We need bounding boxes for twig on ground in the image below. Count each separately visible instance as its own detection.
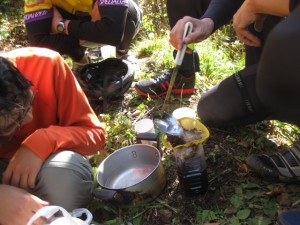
[218,145,243,163]
[292,198,300,207]
[133,208,151,219]
[156,198,178,213]
[208,168,232,184]
[132,106,156,124]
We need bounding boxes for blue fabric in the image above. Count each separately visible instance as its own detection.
[277,211,300,225]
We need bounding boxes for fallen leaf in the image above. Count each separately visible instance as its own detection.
[265,184,287,197]
[224,206,238,214]
[238,163,249,173]
[238,140,249,148]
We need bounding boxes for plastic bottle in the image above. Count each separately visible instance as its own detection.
[173,144,208,196]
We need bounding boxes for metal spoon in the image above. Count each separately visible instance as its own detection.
[152,111,184,136]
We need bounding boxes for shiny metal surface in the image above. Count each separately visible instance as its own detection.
[105,165,156,189]
[97,144,161,189]
[153,111,184,136]
[96,144,166,207]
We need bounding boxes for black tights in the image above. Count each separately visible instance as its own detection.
[167,0,210,28]
[257,6,300,127]
[167,0,210,73]
[198,6,300,128]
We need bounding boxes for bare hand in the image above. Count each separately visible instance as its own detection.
[51,7,63,33]
[2,146,43,190]
[0,184,49,225]
[233,1,264,47]
[169,16,214,51]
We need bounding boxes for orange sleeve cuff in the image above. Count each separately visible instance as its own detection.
[22,129,53,161]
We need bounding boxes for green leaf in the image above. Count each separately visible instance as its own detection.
[248,216,272,225]
[228,216,241,225]
[241,183,261,189]
[245,189,264,200]
[263,200,279,218]
[196,210,217,224]
[103,218,123,225]
[236,209,251,220]
[230,195,244,209]
[235,186,243,195]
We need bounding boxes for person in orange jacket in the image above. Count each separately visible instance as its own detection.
[0,47,106,224]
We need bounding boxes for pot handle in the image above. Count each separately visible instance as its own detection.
[93,188,124,203]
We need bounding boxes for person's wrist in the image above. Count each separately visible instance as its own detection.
[245,0,258,12]
[202,18,214,32]
[64,20,70,35]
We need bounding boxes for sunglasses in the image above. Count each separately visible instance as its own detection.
[0,90,38,140]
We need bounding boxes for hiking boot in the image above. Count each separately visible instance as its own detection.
[246,143,300,183]
[135,69,195,98]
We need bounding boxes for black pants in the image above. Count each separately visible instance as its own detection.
[116,0,142,53]
[198,6,300,128]
[58,0,141,60]
[167,0,210,28]
[167,0,210,73]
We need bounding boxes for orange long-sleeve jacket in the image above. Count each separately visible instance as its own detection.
[0,47,106,161]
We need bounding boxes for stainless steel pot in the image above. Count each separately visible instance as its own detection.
[93,144,166,208]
